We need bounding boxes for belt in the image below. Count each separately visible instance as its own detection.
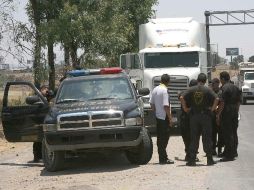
[190,109,211,114]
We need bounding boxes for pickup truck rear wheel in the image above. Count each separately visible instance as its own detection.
[125,127,153,165]
[42,139,65,172]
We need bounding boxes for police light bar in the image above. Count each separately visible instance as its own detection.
[100,67,123,74]
[66,67,122,77]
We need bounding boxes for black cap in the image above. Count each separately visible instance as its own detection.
[189,79,198,87]
[211,78,220,84]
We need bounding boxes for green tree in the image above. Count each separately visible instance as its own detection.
[122,0,158,52]
[28,0,44,87]
[248,55,254,62]
[40,0,63,90]
[55,0,158,67]
[17,0,157,88]
[231,55,244,69]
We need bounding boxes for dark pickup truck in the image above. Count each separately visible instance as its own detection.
[1,67,153,171]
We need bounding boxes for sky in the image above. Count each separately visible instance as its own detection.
[4,0,254,68]
[155,0,254,61]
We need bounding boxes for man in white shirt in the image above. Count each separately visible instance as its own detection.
[150,74,174,164]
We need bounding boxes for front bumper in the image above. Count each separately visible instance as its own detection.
[44,126,142,151]
[242,91,254,99]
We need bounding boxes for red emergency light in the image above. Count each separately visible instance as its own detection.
[100,67,123,74]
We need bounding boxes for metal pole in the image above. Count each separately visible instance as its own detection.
[205,11,211,81]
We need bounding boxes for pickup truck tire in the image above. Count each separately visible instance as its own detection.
[42,139,65,172]
[125,127,153,165]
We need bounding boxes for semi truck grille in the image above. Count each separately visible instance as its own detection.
[153,75,189,107]
[57,111,123,130]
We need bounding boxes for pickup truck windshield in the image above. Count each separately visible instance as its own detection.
[245,73,254,80]
[57,77,133,103]
[144,52,199,68]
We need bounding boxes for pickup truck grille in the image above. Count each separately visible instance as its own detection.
[57,111,123,130]
[153,75,189,107]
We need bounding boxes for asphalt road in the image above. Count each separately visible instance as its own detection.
[0,103,253,190]
[205,102,254,190]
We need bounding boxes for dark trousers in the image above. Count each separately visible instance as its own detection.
[211,112,218,151]
[189,113,213,160]
[217,121,224,151]
[221,107,238,158]
[33,142,42,159]
[180,111,191,155]
[156,117,170,162]
[233,123,239,154]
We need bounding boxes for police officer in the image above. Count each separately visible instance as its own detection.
[217,71,241,162]
[150,74,174,164]
[179,79,198,161]
[210,78,221,155]
[181,73,219,166]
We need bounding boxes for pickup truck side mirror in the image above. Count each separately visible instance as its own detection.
[26,96,42,105]
[138,88,150,96]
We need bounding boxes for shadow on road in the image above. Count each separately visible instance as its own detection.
[0,162,43,167]
[40,151,139,176]
[243,103,254,105]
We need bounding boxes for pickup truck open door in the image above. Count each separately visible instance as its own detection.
[1,82,49,142]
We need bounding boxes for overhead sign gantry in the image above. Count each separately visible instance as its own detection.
[204,9,254,79]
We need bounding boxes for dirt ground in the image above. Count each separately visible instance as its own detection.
[0,130,221,190]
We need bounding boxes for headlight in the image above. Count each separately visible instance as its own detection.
[43,124,57,132]
[242,88,249,92]
[125,117,143,126]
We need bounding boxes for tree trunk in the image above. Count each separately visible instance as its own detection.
[64,44,70,72]
[70,42,79,69]
[30,0,42,88]
[48,41,55,91]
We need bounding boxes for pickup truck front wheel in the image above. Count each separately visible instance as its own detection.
[125,127,153,165]
[42,139,65,172]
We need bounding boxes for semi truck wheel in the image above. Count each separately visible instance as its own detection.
[241,97,247,105]
[125,127,153,165]
[42,139,65,172]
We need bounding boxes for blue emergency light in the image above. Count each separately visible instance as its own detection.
[66,70,90,77]
[66,67,123,77]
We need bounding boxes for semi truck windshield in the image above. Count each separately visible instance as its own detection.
[144,52,199,68]
[245,72,254,80]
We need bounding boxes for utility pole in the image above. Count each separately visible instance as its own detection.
[205,11,211,81]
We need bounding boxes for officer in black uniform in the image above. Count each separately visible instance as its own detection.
[217,71,241,162]
[210,78,220,155]
[181,73,219,166]
[179,79,198,161]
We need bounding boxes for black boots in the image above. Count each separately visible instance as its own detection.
[207,156,216,166]
[186,160,196,166]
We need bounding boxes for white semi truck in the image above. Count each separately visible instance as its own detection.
[237,63,254,104]
[120,17,209,129]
